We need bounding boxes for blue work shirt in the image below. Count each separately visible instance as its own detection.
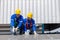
[23,18,36,31]
[10,14,23,28]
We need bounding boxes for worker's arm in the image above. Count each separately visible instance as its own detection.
[32,19,37,34]
[10,14,15,27]
[32,19,36,31]
[17,16,24,28]
[33,24,36,31]
[23,19,27,31]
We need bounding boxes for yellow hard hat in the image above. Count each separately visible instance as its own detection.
[15,9,21,14]
[27,12,33,18]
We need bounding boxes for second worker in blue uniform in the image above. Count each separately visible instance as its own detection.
[23,12,37,35]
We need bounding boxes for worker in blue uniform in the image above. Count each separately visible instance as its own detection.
[23,12,37,35]
[10,9,24,35]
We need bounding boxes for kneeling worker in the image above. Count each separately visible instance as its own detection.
[10,9,24,35]
[23,12,37,35]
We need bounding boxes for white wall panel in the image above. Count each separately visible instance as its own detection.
[7,0,11,24]
[37,0,41,23]
[22,0,26,18]
[56,0,60,23]
[48,0,50,23]
[0,0,60,24]
[0,0,4,24]
[41,0,45,23]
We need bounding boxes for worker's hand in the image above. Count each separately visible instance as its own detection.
[25,31,29,35]
[15,27,18,32]
[34,31,38,38]
[34,31,37,35]
[27,30,30,32]
[25,30,30,35]
[25,32,27,35]
[12,27,15,33]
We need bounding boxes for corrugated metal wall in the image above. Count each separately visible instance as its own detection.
[0,0,60,24]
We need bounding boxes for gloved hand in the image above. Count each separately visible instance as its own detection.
[12,27,15,33]
[25,32,28,35]
[15,27,18,32]
[34,31,37,35]
[25,30,30,35]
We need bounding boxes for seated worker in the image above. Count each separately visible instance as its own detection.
[10,9,24,35]
[23,12,37,35]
